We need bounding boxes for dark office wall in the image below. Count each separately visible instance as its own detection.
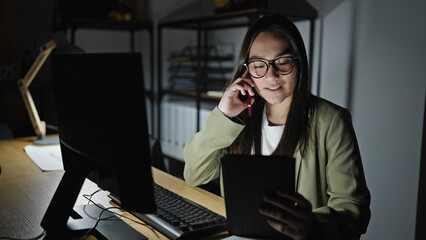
[0,0,57,137]
[0,0,26,137]
[351,0,426,239]
[0,0,21,65]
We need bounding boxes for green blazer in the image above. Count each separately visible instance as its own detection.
[183,97,371,239]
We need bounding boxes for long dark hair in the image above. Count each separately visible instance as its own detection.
[227,14,316,157]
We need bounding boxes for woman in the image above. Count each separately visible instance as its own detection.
[183,14,370,240]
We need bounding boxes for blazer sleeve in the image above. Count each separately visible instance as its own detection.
[313,108,371,239]
[183,107,245,187]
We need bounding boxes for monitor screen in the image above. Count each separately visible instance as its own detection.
[41,52,156,238]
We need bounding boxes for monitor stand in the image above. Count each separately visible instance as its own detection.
[46,204,148,240]
[33,136,59,145]
[41,162,148,240]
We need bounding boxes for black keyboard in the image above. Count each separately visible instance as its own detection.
[109,183,227,240]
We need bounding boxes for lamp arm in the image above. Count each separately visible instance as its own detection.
[17,40,57,139]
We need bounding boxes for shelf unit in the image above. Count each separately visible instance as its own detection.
[157,1,318,160]
[167,45,234,93]
[66,19,155,134]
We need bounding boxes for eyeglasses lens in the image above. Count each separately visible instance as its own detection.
[250,62,267,78]
[275,57,293,73]
[248,57,294,78]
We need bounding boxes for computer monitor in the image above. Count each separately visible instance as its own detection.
[41,53,156,239]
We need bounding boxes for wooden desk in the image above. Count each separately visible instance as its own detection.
[0,136,227,239]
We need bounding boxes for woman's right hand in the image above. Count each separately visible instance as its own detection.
[218,71,256,118]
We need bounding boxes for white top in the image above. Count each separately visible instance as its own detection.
[251,106,285,155]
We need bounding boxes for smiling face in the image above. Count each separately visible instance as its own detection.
[249,31,297,106]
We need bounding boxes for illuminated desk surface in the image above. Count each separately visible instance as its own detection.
[0,136,227,239]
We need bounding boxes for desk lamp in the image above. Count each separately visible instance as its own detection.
[17,39,59,145]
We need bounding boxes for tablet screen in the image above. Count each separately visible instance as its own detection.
[221,154,295,239]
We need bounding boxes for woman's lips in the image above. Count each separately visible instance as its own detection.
[266,85,283,92]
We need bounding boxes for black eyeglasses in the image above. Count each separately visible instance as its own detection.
[244,56,298,78]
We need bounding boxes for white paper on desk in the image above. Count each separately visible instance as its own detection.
[24,144,63,171]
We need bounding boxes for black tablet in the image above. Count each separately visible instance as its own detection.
[221,154,295,239]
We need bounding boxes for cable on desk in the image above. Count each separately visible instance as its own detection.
[78,206,119,239]
[81,189,116,222]
[0,230,46,240]
[0,190,162,240]
[80,189,162,240]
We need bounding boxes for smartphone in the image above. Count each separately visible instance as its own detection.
[238,90,252,117]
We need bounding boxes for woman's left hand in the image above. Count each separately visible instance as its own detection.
[259,190,314,240]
